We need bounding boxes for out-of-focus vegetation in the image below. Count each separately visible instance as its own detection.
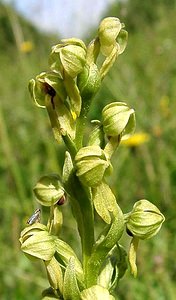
[0,0,175,299]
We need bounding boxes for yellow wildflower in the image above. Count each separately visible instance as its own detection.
[121,132,150,147]
[20,41,34,53]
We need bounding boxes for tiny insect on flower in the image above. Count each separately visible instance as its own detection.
[27,208,41,225]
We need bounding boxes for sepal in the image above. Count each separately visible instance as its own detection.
[49,38,86,78]
[75,146,112,187]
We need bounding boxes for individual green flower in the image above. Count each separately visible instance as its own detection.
[125,199,165,240]
[33,174,65,207]
[98,18,127,79]
[29,71,76,140]
[19,223,56,260]
[75,145,112,187]
[98,17,122,56]
[49,38,87,78]
[102,102,136,140]
[28,71,66,108]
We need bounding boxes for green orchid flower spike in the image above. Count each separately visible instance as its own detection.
[20,16,165,299]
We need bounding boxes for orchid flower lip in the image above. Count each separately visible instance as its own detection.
[43,83,56,97]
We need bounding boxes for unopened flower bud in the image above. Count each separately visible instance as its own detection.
[49,38,87,78]
[77,63,101,100]
[102,102,136,140]
[126,199,165,240]
[75,146,112,187]
[98,17,122,56]
[33,174,65,207]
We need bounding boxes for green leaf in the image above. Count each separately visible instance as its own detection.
[63,257,81,300]
[80,285,115,300]
[62,151,74,187]
[92,182,117,224]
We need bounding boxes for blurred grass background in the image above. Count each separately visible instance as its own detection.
[0,0,176,299]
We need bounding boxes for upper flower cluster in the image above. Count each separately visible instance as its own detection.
[28,17,128,143]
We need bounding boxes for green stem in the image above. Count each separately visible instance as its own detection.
[86,204,124,286]
[61,133,77,159]
[79,192,94,273]
[74,96,92,150]
[66,174,95,274]
[74,109,87,149]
